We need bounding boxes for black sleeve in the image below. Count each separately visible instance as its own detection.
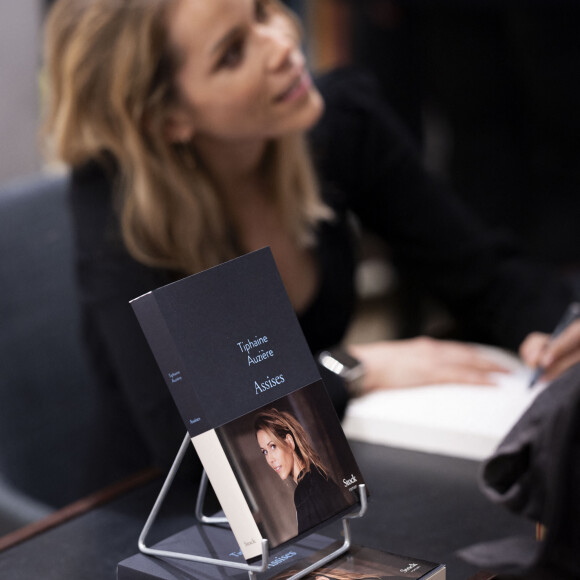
[312,67,577,350]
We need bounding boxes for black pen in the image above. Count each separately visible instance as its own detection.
[528,301,580,388]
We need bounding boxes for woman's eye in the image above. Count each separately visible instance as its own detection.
[255,0,270,23]
[218,38,244,69]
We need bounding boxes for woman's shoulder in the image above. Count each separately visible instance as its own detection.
[69,155,118,206]
[314,66,384,107]
[310,66,418,213]
[68,157,122,253]
[312,65,417,154]
[298,466,336,489]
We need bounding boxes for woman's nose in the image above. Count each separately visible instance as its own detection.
[259,25,293,72]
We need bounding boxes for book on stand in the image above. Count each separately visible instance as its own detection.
[130,248,366,561]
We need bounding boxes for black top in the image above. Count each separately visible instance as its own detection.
[293,466,346,535]
[68,67,577,470]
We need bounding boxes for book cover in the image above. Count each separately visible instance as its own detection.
[130,248,366,560]
[269,543,446,580]
[117,526,337,580]
[117,527,445,580]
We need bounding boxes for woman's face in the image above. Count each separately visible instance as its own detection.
[165,0,324,145]
[257,427,296,481]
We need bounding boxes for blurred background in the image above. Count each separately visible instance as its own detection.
[1,0,580,543]
[0,2,44,183]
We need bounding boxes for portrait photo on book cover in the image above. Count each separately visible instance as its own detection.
[269,544,441,580]
[216,380,366,548]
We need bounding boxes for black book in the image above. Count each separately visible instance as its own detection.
[117,526,445,580]
[117,527,336,580]
[269,542,446,580]
[130,248,366,560]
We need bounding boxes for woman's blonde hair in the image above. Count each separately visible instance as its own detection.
[43,0,331,275]
[254,408,330,482]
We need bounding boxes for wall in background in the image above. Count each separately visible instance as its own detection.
[0,2,42,184]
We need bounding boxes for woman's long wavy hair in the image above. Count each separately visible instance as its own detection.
[254,408,329,482]
[43,0,331,275]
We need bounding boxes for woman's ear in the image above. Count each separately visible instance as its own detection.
[164,106,195,143]
[285,433,295,450]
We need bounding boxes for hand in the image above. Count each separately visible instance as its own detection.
[519,319,580,383]
[348,337,509,394]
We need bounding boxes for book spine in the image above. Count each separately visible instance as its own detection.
[130,292,210,436]
[191,429,264,561]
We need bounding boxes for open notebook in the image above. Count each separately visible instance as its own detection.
[342,345,548,460]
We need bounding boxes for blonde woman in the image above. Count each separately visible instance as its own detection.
[44,0,580,471]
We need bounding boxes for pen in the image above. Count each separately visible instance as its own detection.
[528,301,580,388]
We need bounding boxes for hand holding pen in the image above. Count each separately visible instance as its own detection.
[521,302,580,388]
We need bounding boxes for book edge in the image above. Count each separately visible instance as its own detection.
[192,429,264,561]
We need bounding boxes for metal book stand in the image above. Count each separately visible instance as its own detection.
[139,432,368,580]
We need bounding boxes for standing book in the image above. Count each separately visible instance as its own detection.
[130,248,366,561]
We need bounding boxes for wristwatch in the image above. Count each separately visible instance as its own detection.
[318,348,365,397]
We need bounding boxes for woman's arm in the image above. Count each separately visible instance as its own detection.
[348,338,509,393]
[314,68,578,355]
[312,67,580,390]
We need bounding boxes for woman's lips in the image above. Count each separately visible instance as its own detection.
[274,69,312,103]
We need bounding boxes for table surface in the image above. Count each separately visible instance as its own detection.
[0,441,533,580]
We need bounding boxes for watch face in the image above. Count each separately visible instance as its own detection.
[318,348,361,376]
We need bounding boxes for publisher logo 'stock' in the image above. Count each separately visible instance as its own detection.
[267,551,298,569]
[343,474,357,487]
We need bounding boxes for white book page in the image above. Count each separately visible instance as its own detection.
[342,346,548,460]
[191,430,264,560]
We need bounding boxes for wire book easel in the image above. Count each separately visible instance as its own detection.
[138,432,368,580]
